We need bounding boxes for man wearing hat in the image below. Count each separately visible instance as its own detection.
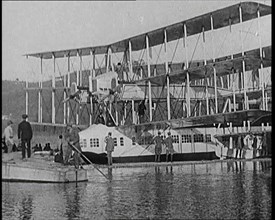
[18,114,33,160]
[2,120,14,153]
[104,132,115,166]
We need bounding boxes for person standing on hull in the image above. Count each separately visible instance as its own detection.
[243,133,254,158]
[2,120,14,153]
[153,131,164,162]
[261,131,267,157]
[104,132,115,166]
[252,134,258,158]
[64,123,83,169]
[235,135,244,159]
[18,114,33,160]
[63,124,73,165]
[165,132,174,162]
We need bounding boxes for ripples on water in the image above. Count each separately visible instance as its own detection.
[2,160,271,220]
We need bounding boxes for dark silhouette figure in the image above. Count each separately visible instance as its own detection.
[18,114,33,159]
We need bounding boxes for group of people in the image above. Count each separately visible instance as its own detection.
[102,130,175,166]
[54,124,83,169]
[32,143,53,152]
[2,114,33,160]
[2,114,84,169]
[234,132,268,159]
[153,131,174,162]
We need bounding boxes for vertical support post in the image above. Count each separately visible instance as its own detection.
[132,100,135,124]
[232,72,236,112]
[115,101,118,126]
[214,67,218,114]
[76,52,80,125]
[63,73,66,124]
[52,54,56,124]
[210,14,215,63]
[79,52,82,86]
[79,51,82,132]
[89,50,95,125]
[106,47,110,72]
[247,120,251,131]
[67,55,71,124]
[184,23,190,117]
[164,29,171,120]
[257,5,265,110]
[92,51,96,77]
[123,101,127,125]
[265,92,268,110]
[239,4,248,110]
[229,17,236,112]
[202,26,209,115]
[128,41,133,80]
[229,122,233,149]
[181,84,185,117]
[243,121,246,133]
[106,47,114,72]
[110,47,114,72]
[210,14,218,114]
[89,74,93,126]
[39,57,43,123]
[146,35,153,121]
[26,80,28,115]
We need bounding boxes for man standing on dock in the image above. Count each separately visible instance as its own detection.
[104,132,115,166]
[18,114,33,160]
[2,120,14,153]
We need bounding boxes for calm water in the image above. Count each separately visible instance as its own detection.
[2,160,272,220]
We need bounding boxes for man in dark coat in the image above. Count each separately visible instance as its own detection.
[104,132,115,166]
[138,100,146,124]
[18,114,33,160]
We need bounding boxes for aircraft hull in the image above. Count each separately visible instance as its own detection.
[82,151,218,165]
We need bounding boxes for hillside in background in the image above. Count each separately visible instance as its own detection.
[2,80,26,122]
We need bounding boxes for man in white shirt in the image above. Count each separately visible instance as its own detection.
[2,120,14,153]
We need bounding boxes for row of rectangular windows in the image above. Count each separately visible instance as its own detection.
[80,134,212,148]
[81,137,125,148]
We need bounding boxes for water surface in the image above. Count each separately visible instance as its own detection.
[2,159,271,220]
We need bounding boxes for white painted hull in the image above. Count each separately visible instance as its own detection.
[2,153,88,183]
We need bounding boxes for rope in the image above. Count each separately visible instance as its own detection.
[68,142,110,181]
[153,43,163,65]
[95,56,105,76]
[189,32,201,65]
[170,38,180,63]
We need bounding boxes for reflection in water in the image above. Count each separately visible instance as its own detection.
[64,185,81,220]
[107,167,113,181]
[153,166,174,219]
[2,160,271,219]
[19,195,33,220]
[106,167,114,217]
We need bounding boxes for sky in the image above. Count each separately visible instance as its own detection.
[2,0,271,82]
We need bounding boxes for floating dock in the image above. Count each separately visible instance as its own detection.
[2,152,88,183]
